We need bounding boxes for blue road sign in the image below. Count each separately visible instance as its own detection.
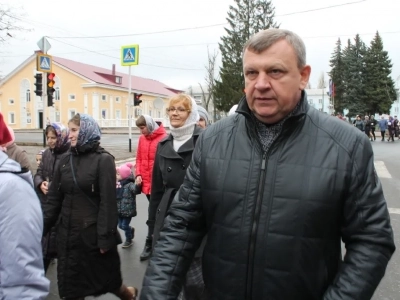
[37,54,52,72]
[121,45,139,66]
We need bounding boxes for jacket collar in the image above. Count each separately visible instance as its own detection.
[158,126,202,159]
[236,90,309,123]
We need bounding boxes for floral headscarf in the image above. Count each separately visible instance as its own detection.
[47,122,70,153]
[77,114,101,146]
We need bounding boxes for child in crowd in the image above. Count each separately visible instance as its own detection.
[116,162,141,248]
[36,149,45,167]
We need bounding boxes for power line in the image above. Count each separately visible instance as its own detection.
[48,23,227,39]
[1,29,399,59]
[277,0,367,17]
[49,37,204,71]
[44,1,368,39]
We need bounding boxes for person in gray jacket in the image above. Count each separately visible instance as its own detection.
[141,29,395,300]
[0,113,49,300]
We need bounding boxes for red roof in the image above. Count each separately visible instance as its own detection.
[53,56,182,97]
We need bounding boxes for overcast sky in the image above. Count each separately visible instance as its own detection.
[1,0,399,90]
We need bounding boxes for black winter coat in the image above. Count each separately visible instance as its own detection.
[141,93,395,300]
[43,142,122,299]
[149,126,202,247]
[34,148,66,259]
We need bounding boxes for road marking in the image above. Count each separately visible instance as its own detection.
[389,208,400,215]
[374,161,392,179]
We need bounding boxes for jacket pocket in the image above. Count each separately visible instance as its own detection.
[80,219,98,251]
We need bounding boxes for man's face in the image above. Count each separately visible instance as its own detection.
[197,118,207,129]
[243,39,311,124]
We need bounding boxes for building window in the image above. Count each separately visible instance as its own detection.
[115,76,122,84]
[101,109,107,119]
[309,99,313,104]
[27,113,32,124]
[101,94,107,102]
[319,99,322,104]
[8,112,15,124]
[115,96,121,103]
[319,108,323,111]
[55,111,60,122]
[69,109,76,120]
[115,110,121,119]
[55,87,60,101]
[68,94,76,101]
[158,111,161,118]
[8,99,15,105]
[148,110,152,117]
[26,90,31,102]
[135,108,142,117]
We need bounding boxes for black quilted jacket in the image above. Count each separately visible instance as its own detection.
[141,93,395,300]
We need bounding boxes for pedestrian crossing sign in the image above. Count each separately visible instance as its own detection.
[36,53,52,72]
[121,44,139,66]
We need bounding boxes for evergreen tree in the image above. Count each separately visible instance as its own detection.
[341,35,367,117]
[214,0,278,112]
[328,39,345,114]
[363,32,396,114]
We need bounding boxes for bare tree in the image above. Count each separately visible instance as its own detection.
[0,4,30,44]
[317,72,326,89]
[198,47,219,121]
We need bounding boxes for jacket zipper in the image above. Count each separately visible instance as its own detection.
[246,151,268,299]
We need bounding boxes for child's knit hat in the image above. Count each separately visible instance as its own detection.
[117,162,133,180]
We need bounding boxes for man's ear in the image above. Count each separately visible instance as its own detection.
[299,65,311,90]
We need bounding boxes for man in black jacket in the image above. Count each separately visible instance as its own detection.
[140,29,395,300]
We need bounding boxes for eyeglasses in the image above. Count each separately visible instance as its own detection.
[166,107,189,114]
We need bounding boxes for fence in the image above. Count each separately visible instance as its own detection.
[96,118,170,128]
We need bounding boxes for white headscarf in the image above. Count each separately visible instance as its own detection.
[142,115,159,133]
[228,104,238,116]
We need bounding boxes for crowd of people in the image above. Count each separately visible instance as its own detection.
[0,28,396,300]
[352,114,399,142]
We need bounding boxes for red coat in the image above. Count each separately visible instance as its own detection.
[135,124,167,195]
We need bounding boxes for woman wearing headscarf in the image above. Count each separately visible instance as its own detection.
[197,106,210,129]
[147,94,206,300]
[34,122,70,272]
[0,125,31,171]
[43,113,137,300]
[134,115,167,261]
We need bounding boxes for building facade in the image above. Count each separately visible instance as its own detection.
[0,53,181,129]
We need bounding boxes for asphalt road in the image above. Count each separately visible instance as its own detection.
[40,139,400,299]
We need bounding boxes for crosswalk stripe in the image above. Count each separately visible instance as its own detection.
[374,161,392,179]
[388,208,400,215]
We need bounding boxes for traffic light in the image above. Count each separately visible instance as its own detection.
[134,93,142,106]
[47,72,56,107]
[34,73,43,96]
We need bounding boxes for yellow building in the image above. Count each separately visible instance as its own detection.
[0,52,181,129]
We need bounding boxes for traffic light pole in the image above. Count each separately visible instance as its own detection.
[128,66,132,152]
[42,75,46,148]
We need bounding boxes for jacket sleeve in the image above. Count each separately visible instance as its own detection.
[34,155,45,191]
[148,143,164,228]
[141,134,206,300]
[135,137,143,177]
[324,134,395,300]
[97,153,119,249]
[43,157,64,236]
[0,176,50,299]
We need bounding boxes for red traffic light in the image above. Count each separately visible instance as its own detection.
[134,93,142,99]
[47,73,55,80]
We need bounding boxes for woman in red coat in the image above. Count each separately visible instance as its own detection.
[135,115,167,261]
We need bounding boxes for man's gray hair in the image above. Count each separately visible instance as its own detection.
[243,29,307,69]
